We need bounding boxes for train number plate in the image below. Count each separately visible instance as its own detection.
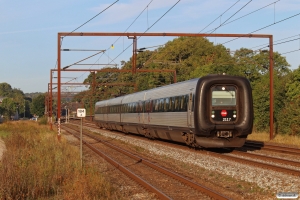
[222,118,232,121]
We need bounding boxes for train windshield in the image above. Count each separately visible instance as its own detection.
[211,86,236,106]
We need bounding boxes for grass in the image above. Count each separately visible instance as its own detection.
[0,121,122,199]
[247,131,300,148]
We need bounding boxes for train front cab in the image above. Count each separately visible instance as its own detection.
[194,75,253,148]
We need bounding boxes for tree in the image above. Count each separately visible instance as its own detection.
[0,98,16,119]
[285,66,300,101]
[30,94,45,117]
[277,66,300,135]
[0,83,13,97]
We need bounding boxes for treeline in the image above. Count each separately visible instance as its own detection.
[77,37,300,136]
[0,83,45,120]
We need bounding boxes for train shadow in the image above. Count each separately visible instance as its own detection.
[234,140,265,152]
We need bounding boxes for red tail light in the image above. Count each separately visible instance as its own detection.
[221,110,227,117]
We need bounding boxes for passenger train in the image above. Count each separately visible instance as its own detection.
[94,74,253,148]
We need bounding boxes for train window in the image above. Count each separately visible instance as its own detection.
[212,86,236,106]
[174,96,180,111]
[145,100,152,112]
[156,99,160,112]
[134,102,137,113]
[140,101,144,112]
[181,95,187,111]
[169,97,174,111]
[164,98,169,112]
[159,98,164,112]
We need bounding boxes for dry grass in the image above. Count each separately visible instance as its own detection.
[0,121,122,199]
[248,131,300,148]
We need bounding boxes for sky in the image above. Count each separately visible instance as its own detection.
[1,0,300,93]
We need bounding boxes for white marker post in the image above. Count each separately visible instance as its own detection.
[77,108,86,168]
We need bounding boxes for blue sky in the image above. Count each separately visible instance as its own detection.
[1,0,300,93]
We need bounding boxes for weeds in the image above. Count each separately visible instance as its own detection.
[0,121,121,199]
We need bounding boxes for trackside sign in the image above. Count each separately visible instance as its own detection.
[77,108,86,118]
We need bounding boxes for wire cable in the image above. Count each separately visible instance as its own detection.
[281,49,300,55]
[204,0,280,34]
[255,38,300,51]
[207,0,252,34]
[62,0,119,38]
[198,0,240,33]
[251,34,300,49]
[109,0,154,49]
[54,1,118,70]
[222,12,300,45]
[67,0,154,85]
[109,0,181,64]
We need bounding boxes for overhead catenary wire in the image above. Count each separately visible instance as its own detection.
[141,0,251,68]
[108,0,181,65]
[280,49,300,55]
[53,0,118,70]
[65,0,155,85]
[207,0,252,35]
[62,0,119,38]
[204,0,280,35]
[109,0,154,50]
[254,38,300,52]
[198,0,240,33]
[221,12,300,45]
[251,34,300,49]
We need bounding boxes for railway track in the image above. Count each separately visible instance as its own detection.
[243,140,300,156]
[68,120,300,177]
[62,124,231,200]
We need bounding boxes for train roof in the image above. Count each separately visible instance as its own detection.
[95,78,200,106]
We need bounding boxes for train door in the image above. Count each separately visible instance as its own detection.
[187,93,193,127]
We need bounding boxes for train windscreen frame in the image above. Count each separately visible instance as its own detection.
[211,85,236,106]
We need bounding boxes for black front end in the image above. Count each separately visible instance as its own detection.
[194,74,253,148]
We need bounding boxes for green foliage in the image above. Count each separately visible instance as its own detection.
[0,83,28,119]
[77,37,300,135]
[0,98,16,118]
[30,94,45,117]
[277,97,300,136]
[252,74,279,131]
[0,83,13,97]
[277,66,300,136]
[285,66,300,101]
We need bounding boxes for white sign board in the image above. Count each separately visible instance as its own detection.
[77,108,86,118]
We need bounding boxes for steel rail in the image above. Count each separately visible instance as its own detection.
[205,151,300,177]
[64,124,231,200]
[244,140,300,156]
[231,151,300,167]
[62,126,171,200]
[71,120,300,177]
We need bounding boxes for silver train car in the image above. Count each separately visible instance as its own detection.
[94,74,253,148]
